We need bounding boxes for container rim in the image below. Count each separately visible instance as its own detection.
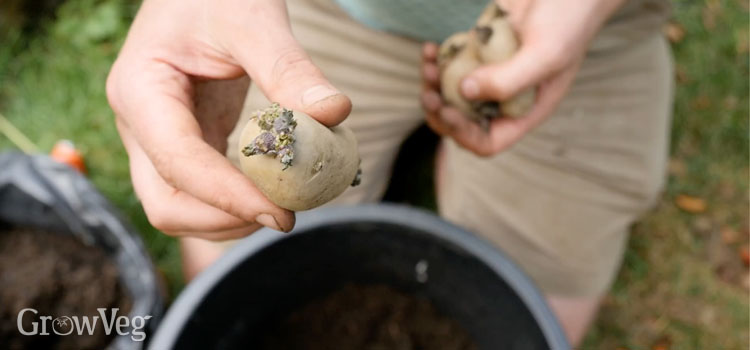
[149,204,570,350]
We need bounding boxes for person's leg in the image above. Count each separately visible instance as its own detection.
[547,295,602,346]
[436,29,673,346]
[181,0,425,281]
[436,141,605,347]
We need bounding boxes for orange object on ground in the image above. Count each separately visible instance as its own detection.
[50,140,86,174]
[740,244,750,267]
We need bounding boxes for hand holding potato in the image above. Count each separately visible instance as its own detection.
[437,4,536,130]
[238,103,360,211]
[106,0,351,239]
[422,0,626,157]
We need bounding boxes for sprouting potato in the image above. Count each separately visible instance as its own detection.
[238,103,361,211]
[438,32,482,119]
[441,56,482,119]
[438,32,476,69]
[475,1,507,27]
[438,3,535,125]
[475,18,517,63]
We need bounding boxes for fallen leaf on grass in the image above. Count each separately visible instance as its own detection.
[721,226,739,244]
[663,21,685,43]
[675,195,707,213]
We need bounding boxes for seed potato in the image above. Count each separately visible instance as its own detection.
[238,104,360,211]
[438,32,482,119]
[438,3,536,123]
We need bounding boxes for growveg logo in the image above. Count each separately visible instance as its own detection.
[17,308,152,341]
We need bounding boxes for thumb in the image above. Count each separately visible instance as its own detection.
[228,5,351,126]
[460,45,559,102]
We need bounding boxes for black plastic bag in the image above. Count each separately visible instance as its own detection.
[0,152,164,349]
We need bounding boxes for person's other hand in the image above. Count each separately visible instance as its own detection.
[421,0,625,157]
[107,0,352,240]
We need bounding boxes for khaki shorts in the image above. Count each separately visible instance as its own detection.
[226,0,673,297]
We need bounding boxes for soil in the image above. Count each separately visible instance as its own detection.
[0,227,132,350]
[262,284,477,350]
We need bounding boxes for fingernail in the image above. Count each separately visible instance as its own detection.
[255,213,282,232]
[461,78,480,99]
[302,85,340,106]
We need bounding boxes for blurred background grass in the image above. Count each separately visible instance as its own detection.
[0,0,747,348]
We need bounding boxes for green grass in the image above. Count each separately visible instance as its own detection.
[0,0,747,348]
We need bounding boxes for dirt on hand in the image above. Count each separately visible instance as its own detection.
[0,227,132,350]
[262,284,477,350]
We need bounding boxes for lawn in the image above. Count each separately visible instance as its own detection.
[1,0,747,348]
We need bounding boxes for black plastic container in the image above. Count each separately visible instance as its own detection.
[150,205,569,350]
[0,153,164,350]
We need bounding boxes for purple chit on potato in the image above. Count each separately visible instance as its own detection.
[242,103,297,170]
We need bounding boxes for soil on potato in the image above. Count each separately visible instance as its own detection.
[262,284,477,350]
[0,227,132,350]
